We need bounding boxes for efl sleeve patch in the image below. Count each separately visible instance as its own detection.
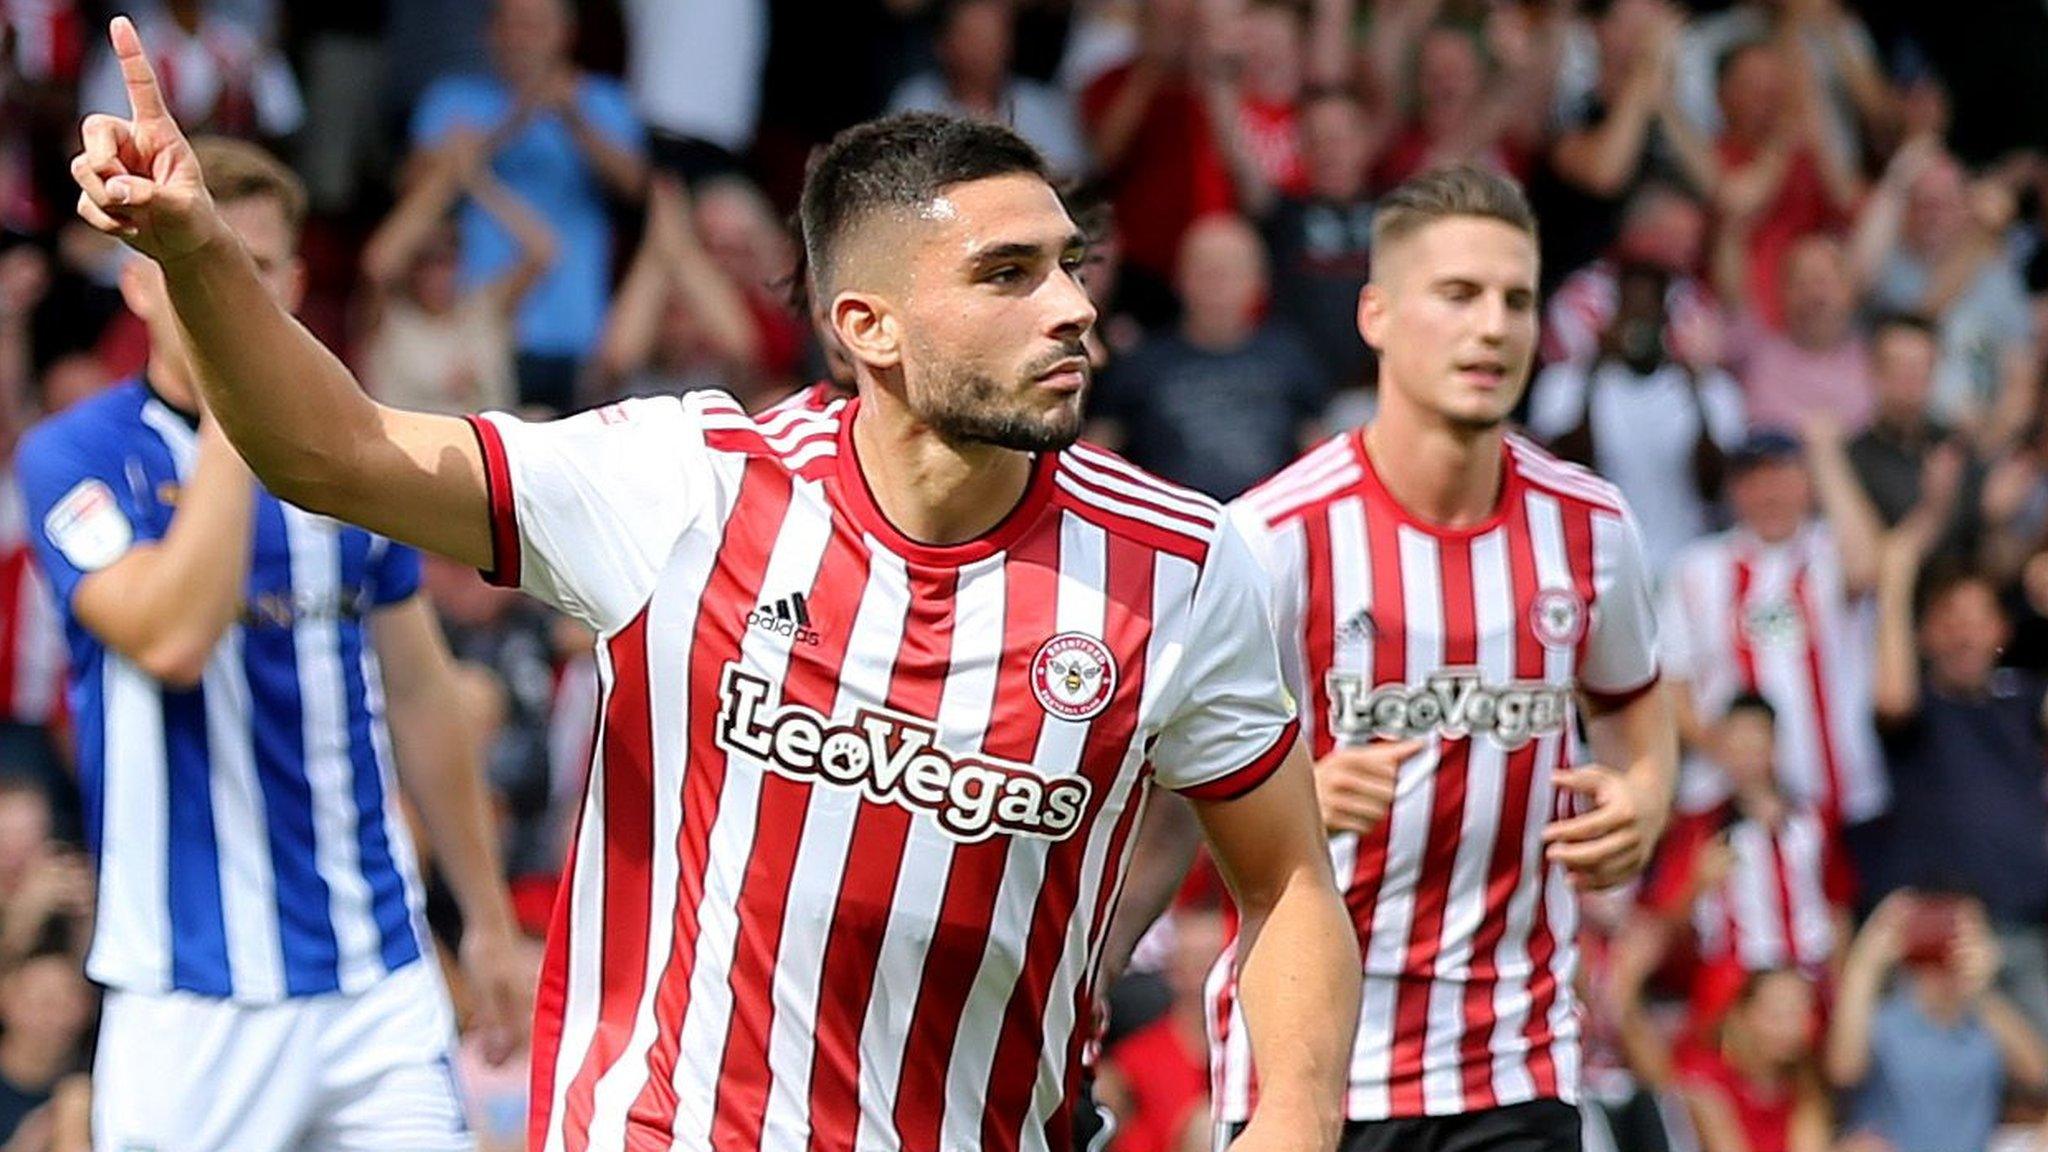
[43,478,134,573]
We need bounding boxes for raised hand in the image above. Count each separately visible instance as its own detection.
[70,17,220,263]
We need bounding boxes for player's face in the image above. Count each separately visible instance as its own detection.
[897,173,1096,452]
[1361,216,1538,433]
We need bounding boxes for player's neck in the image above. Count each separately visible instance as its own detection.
[850,397,1039,547]
[143,353,200,418]
[1362,407,1505,529]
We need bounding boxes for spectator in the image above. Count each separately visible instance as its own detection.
[1622,694,1849,1041]
[1826,892,2048,1152]
[1715,230,1875,435]
[1541,0,1718,279]
[1542,183,1720,370]
[1086,213,1327,499]
[1252,93,1381,392]
[1676,0,1896,166]
[1530,259,1744,576]
[1854,142,2036,450]
[0,947,93,1147]
[357,131,556,416]
[890,0,1090,178]
[1078,0,1238,317]
[411,0,648,411]
[1871,465,2048,1039]
[1201,0,1356,212]
[1659,424,1889,829]
[595,176,766,407]
[1674,969,1832,1152]
[1371,19,1551,191]
[622,0,768,181]
[0,782,86,972]
[77,0,301,142]
[1711,37,1859,334]
[1846,313,1986,562]
[691,175,810,391]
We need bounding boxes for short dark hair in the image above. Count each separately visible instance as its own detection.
[1723,692,1777,726]
[1915,559,2000,622]
[799,112,1050,299]
[1371,163,1537,257]
[1872,310,1940,343]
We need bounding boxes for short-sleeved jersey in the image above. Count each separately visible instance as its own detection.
[1659,523,1886,826]
[1215,430,1660,1122]
[13,380,429,1002]
[0,472,65,726]
[465,393,1297,1152]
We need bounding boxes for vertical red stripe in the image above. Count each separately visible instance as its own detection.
[1769,829,1803,970]
[981,534,1155,1151]
[707,522,874,1149]
[554,609,657,1149]
[888,525,1059,1150]
[1792,570,1847,830]
[527,676,611,1152]
[1051,769,1153,1139]
[1387,537,1477,1116]
[1302,512,1338,760]
[621,460,796,1139]
[0,548,27,717]
[804,562,961,1152]
[1458,515,1546,1110]
[1349,505,1406,954]
[1731,555,1759,693]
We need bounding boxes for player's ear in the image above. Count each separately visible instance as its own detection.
[1357,282,1388,352]
[832,292,903,372]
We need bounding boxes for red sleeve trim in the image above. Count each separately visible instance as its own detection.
[1583,671,1661,713]
[465,414,521,589]
[1176,727,1296,802]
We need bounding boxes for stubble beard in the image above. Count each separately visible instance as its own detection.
[914,362,1086,454]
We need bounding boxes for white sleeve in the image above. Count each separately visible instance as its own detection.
[1582,504,1661,704]
[1656,553,1701,685]
[1151,517,1300,799]
[1701,370,1748,448]
[469,395,714,633]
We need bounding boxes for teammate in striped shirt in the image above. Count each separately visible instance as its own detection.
[1222,165,1679,1151]
[25,134,527,1150]
[72,21,1361,1152]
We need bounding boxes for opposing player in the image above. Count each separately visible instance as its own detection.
[1221,166,1679,1150]
[71,18,1359,1152]
[21,135,530,1149]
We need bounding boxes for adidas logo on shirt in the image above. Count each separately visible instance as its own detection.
[747,591,821,646]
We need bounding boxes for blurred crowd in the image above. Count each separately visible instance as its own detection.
[3,0,2048,1149]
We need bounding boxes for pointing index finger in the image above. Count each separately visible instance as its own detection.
[109,16,170,124]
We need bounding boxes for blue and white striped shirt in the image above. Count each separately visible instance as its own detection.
[16,380,428,1002]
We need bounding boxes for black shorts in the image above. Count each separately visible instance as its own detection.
[1226,1099,1582,1152]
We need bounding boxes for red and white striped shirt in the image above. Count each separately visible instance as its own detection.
[466,392,1297,1152]
[1659,524,1886,826]
[1642,803,1845,979]
[1213,431,1660,1122]
[0,472,64,726]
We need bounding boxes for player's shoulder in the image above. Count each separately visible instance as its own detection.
[680,389,844,479]
[18,381,148,466]
[1051,440,1228,565]
[1230,431,1366,533]
[1505,432,1629,518]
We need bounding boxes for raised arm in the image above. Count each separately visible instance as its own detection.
[73,18,492,570]
[1803,414,1886,596]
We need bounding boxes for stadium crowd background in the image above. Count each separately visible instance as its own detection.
[5,0,2048,1149]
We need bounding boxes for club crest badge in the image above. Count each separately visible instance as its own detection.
[1531,587,1586,649]
[1030,632,1117,721]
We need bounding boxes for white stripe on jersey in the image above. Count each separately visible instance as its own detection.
[87,653,171,990]
[284,507,381,995]
[204,614,286,1002]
